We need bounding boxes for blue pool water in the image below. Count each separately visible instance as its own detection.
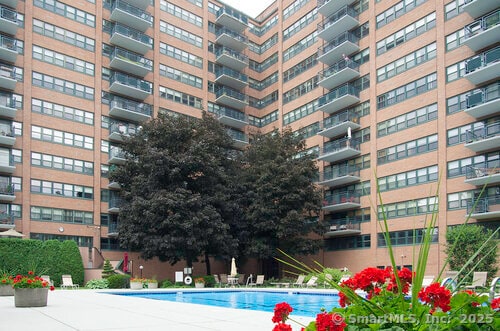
[111,290,340,317]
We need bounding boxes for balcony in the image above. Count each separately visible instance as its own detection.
[108,196,122,213]
[215,47,248,71]
[108,181,121,190]
[109,146,126,165]
[0,211,14,229]
[465,163,500,186]
[215,27,248,52]
[464,47,500,85]
[322,191,361,212]
[0,94,16,118]
[0,183,14,202]
[0,123,14,146]
[110,23,153,55]
[467,195,500,220]
[463,10,500,52]
[318,163,360,188]
[109,72,152,100]
[0,63,15,90]
[108,122,139,142]
[214,106,248,129]
[108,223,119,237]
[318,31,359,66]
[0,6,17,35]
[318,59,359,90]
[463,0,499,19]
[318,110,360,138]
[109,47,152,77]
[0,34,17,63]
[0,154,14,174]
[119,0,147,10]
[317,137,361,163]
[0,1,17,9]
[317,83,360,115]
[318,6,359,42]
[465,122,500,152]
[110,0,152,32]
[216,7,248,32]
[215,67,248,90]
[109,95,152,122]
[227,129,249,149]
[465,82,500,118]
[324,219,361,238]
[318,0,356,17]
[215,86,248,110]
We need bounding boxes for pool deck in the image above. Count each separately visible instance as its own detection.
[1,288,321,331]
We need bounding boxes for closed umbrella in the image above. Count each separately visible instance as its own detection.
[0,229,25,237]
[123,252,129,273]
[230,257,238,277]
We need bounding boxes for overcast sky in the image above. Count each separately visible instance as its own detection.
[221,0,275,18]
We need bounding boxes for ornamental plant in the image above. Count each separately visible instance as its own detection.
[12,271,55,291]
[194,277,205,284]
[0,273,13,285]
[273,181,500,330]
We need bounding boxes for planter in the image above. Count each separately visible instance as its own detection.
[14,288,48,307]
[147,282,158,289]
[195,282,205,288]
[130,282,143,290]
[0,285,14,296]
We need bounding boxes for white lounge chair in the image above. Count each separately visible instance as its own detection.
[422,275,435,288]
[465,272,487,290]
[292,275,306,287]
[248,275,264,287]
[305,276,318,288]
[61,274,79,289]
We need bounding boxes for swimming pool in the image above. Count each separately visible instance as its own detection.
[110,290,340,317]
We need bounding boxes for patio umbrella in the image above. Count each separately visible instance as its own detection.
[0,229,25,237]
[123,252,129,273]
[230,257,238,277]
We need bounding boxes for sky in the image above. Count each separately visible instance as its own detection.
[221,0,275,18]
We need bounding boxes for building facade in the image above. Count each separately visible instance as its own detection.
[0,0,498,276]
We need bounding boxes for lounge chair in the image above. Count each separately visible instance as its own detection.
[445,270,459,282]
[465,272,488,290]
[219,274,229,287]
[323,273,333,288]
[61,274,79,289]
[422,275,435,288]
[213,274,222,288]
[41,275,54,287]
[237,274,245,286]
[292,275,306,287]
[488,276,499,302]
[305,276,318,288]
[248,275,264,287]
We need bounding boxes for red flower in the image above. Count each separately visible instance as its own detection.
[272,302,293,323]
[491,297,500,310]
[49,285,55,291]
[418,283,451,313]
[28,271,34,275]
[315,312,346,331]
[272,323,292,331]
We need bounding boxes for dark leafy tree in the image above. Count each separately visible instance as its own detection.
[238,128,323,277]
[445,224,498,283]
[109,113,239,273]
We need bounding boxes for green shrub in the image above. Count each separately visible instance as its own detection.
[107,274,131,289]
[160,279,174,288]
[85,279,109,289]
[202,275,215,287]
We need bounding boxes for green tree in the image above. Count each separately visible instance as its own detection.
[102,259,115,278]
[109,113,238,274]
[238,128,323,277]
[445,224,498,282]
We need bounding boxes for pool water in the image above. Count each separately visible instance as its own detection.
[112,290,340,317]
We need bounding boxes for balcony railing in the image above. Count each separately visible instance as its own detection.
[464,10,500,39]
[0,211,14,225]
[318,83,360,108]
[467,195,500,214]
[111,47,152,70]
[323,191,360,207]
[109,146,126,159]
[214,106,247,122]
[216,27,248,44]
[216,86,248,103]
[112,0,152,22]
[319,59,359,82]
[318,31,359,57]
[109,196,123,210]
[110,71,152,93]
[322,110,359,130]
[111,23,153,48]
[0,183,14,195]
[110,122,139,137]
[217,7,248,25]
[215,67,248,83]
[466,47,500,74]
[465,163,500,180]
[215,47,248,64]
[1,6,17,23]
[110,95,152,117]
[321,137,360,155]
[318,5,358,32]
[108,223,119,235]
[0,34,16,51]
[326,220,361,232]
[320,163,360,182]
[466,122,500,143]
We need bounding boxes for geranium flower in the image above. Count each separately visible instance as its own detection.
[315,312,346,331]
[272,322,293,331]
[491,297,500,310]
[418,283,451,313]
[272,302,293,323]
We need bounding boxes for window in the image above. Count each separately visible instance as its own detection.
[32,19,95,52]
[32,72,94,100]
[159,64,202,89]
[283,76,318,104]
[378,104,437,136]
[377,0,428,28]
[34,0,95,27]
[31,125,93,150]
[283,31,317,62]
[160,43,203,68]
[160,1,202,27]
[31,206,93,224]
[377,43,436,82]
[159,86,202,109]
[378,134,438,164]
[283,9,317,41]
[160,21,202,48]
[31,152,93,175]
[32,98,93,125]
[378,165,438,191]
[377,73,436,109]
[31,179,93,199]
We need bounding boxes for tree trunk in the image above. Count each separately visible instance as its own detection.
[204,252,211,275]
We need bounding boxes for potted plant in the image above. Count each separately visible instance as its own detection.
[12,271,55,307]
[129,278,145,290]
[0,273,14,296]
[194,277,205,288]
[147,278,158,289]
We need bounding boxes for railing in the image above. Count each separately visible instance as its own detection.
[318,31,359,56]
[318,58,359,81]
[217,7,248,25]
[321,109,360,130]
[0,34,16,51]
[0,183,14,195]
[110,122,139,136]
[216,27,248,44]
[464,9,499,39]
[215,47,249,64]
[216,86,248,102]
[112,0,152,22]
[465,121,500,142]
[0,64,15,80]
[215,67,248,83]
[322,137,360,154]
[465,162,500,179]
[467,195,500,214]
[318,5,358,32]
[227,129,248,142]
[109,196,123,209]
[465,46,500,74]
[110,72,152,93]
[0,153,14,167]
[317,0,334,9]
[0,6,17,23]
[111,47,152,70]
[0,94,15,108]
[326,220,361,232]
[111,23,153,46]
[318,83,360,108]
[110,95,152,116]
[466,81,500,108]
[321,163,360,182]
[0,211,14,225]
[109,146,126,159]
[323,191,360,206]
[214,106,247,122]
[108,223,119,234]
